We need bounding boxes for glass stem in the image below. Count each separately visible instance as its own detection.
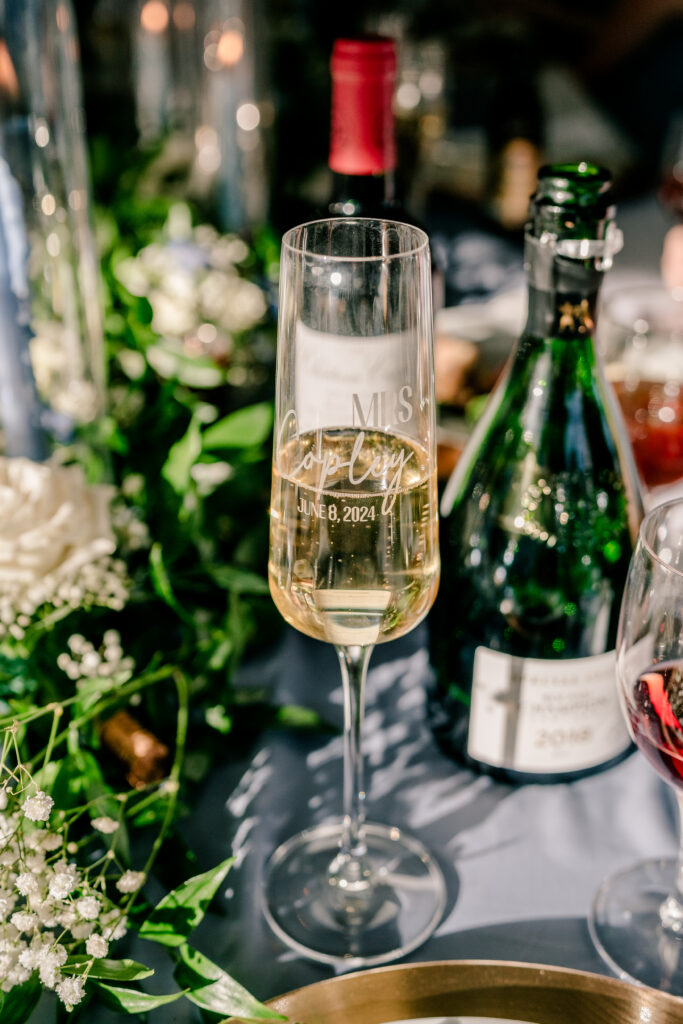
[332,643,373,880]
[660,791,683,935]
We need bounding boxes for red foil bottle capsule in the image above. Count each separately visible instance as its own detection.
[329,37,396,177]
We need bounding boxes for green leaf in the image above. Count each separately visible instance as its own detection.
[274,704,330,730]
[63,957,154,981]
[228,591,258,665]
[139,856,234,947]
[72,674,120,716]
[147,344,227,388]
[149,542,193,624]
[129,787,172,827]
[208,564,270,595]
[50,750,117,815]
[94,415,129,455]
[0,974,41,1024]
[173,944,285,1020]
[203,402,272,449]
[162,415,203,494]
[205,704,233,734]
[130,804,169,827]
[93,982,184,1013]
[32,757,62,794]
[208,637,233,672]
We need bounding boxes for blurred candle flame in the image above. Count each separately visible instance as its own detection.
[173,2,195,31]
[140,0,169,34]
[0,40,19,100]
[55,3,69,32]
[216,29,244,67]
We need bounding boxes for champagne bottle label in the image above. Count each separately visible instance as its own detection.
[467,646,631,773]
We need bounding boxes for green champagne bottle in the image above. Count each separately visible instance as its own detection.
[428,162,643,783]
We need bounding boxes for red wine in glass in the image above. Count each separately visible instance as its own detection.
[612,379,683,489]
[660,169,683,221]
[630,661,683,788]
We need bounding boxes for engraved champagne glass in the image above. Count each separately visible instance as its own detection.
[264,218,446,966]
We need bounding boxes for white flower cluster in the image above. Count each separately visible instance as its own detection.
[0,784,144,1010]
[56,631,136,686]
[0,457,130,638]
[114,204,267,378]
[110,498,151,553]
[116,870,146,894]
[29,320,101,426]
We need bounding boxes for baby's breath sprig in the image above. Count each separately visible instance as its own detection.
[0,644,189,1013]
[57,630,136,685]
[0,772,127,1009]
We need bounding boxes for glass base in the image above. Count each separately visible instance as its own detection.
[262,820,447,968]
[589,857,683,996]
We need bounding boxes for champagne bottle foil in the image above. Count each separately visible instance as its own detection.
[99,710,169,789]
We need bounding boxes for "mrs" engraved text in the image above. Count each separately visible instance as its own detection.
[352,385,414,429]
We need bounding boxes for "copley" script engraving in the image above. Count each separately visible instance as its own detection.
[279,410,413,514]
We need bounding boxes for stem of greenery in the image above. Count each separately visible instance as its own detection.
[22,666,177,772]
[42,704,64,772]
[126,669,189,910]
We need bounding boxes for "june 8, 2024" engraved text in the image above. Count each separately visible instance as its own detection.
[296,497,376,521]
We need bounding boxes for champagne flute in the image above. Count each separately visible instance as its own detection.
[589,498,683,995]
[264,218,446,966]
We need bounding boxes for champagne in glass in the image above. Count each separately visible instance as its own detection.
[269,429,439,645]
[264,218,446,966]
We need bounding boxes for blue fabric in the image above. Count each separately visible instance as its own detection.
[183,624,678,1001]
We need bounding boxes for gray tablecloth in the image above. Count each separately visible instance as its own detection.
[183,623,680,1002]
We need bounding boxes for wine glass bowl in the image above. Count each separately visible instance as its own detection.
[264,217,446,966]
[590,498,683,992]
[600,284,683,493]
[268,219,440,650]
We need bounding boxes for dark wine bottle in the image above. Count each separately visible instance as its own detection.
[428,162,644,784]
[326,38,444,310]
[485,49,543,233]
[327,37,400,219]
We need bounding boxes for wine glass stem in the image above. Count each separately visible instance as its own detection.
[660,791,683,934]
[336,643,373,865]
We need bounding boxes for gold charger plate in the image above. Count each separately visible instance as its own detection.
[261,960,683,1024]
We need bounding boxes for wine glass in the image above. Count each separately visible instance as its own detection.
[659,113,683,222]
[264,217,446,966]
[589,498,683,995]
[600,284,683,495]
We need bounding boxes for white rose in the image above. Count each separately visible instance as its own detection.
[0,457,114,603]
